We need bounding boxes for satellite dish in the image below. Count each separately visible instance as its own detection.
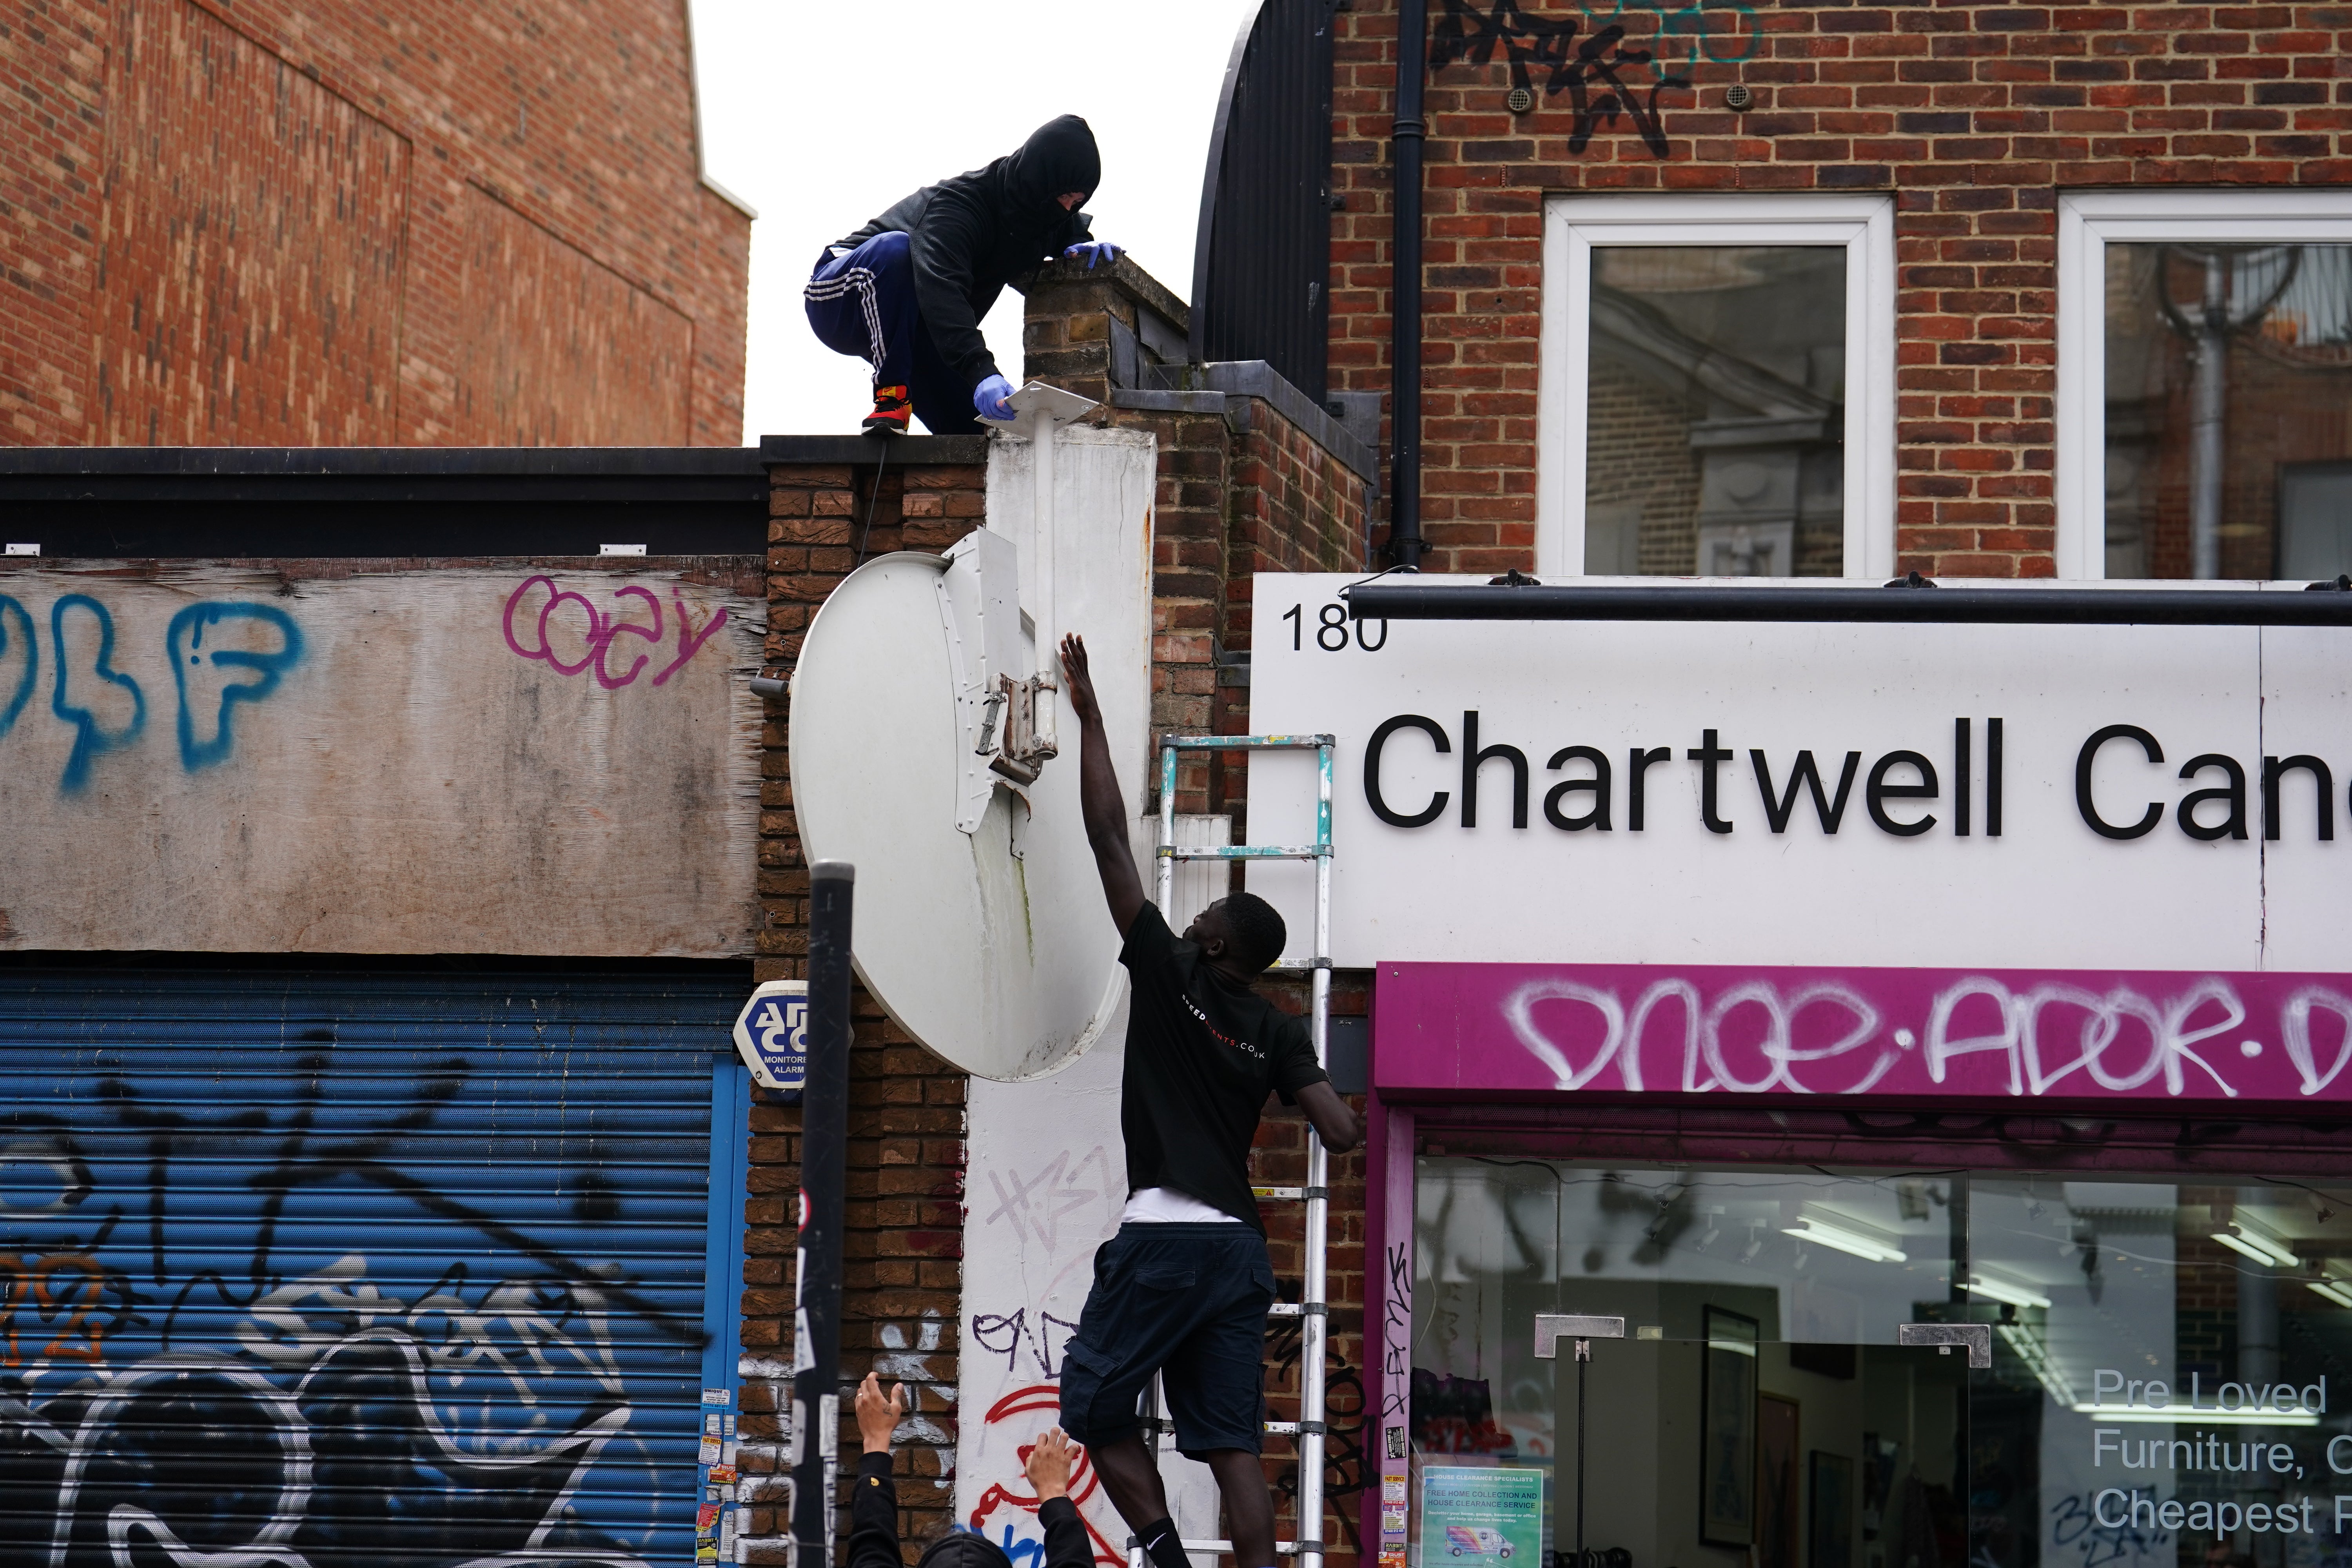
[790,387,1154,1082]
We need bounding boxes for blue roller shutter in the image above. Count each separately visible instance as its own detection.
[0,969,749,1568]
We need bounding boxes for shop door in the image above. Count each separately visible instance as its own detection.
[0,968,750,1568]
[1410,1161,2349,1568]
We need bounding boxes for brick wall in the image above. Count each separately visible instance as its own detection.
[742,445,991,1561]
[1,0,749,447]
[1328,0,2352,576]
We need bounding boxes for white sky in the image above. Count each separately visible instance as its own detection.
[687,0,1261,443]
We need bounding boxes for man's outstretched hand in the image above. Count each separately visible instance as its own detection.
[1059,634,1102,727]
[1062,632,1143,932]
[855,1370,906,1455]
[1025,1426,1078,1501]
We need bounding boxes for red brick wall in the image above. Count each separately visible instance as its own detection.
[741,454,989,1561]
[2,0,748,447]
[1329,0,2352,576]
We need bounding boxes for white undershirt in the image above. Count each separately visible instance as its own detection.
[1120,1186,1245,1225]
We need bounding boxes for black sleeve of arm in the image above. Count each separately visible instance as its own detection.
[907,197,1001,391]
[847,1452,903,1568]
[1272,1016,1331,1103]
[1040,1497,1093,1568]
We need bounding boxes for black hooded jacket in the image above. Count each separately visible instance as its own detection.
[832,115,1101,393]
[849,1451,1090,1568]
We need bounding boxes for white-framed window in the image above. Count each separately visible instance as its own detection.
[2057,190,2352,581]
[1537,193,1896,579]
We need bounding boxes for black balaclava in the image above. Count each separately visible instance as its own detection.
[916,1531,1018,1568]
[1003,114,1102,220]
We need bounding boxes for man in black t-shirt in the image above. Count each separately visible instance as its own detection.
[1052,633,1362,1568]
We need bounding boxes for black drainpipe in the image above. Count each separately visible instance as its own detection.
[1389,0,1429,569]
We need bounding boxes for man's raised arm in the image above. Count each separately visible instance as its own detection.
[1060,634,1145,934]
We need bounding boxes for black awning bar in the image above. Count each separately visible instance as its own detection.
[1344,577,2352,627]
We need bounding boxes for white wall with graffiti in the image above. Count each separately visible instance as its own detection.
[958,1021,1225,1568]
[0,563,765,956]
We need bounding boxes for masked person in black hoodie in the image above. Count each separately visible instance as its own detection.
[807,115,1120,436]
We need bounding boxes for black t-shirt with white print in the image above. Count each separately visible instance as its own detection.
[1118,902,1330,1231]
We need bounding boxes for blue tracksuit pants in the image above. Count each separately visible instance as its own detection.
[803,231,980,435]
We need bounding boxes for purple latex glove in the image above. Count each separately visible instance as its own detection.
[973,373,1016,421]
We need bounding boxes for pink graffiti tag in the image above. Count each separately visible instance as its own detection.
[501,576,730,690]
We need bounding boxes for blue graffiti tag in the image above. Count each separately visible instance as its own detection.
[49,595,146,793]
[167,602,305,771]
[995,1523,1047,1568]
[0,594,35,737]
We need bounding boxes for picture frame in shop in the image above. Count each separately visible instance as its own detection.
[1699,1305,1760,1547]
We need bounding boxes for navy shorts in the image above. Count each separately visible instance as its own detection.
[1058,1223,1276,1459]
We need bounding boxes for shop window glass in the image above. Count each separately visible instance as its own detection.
[1584,248,1848,579]
[2104,244,2352,579]
[1409,1160,2351,1568]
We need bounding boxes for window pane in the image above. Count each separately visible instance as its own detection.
[1409,1160,2352,1568]
[2104,243,2352,579]
[1585,247,1847,577]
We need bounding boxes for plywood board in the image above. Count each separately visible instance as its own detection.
[0,561,765,956]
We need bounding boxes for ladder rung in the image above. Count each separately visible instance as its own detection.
[1265,958,1334,971]
[1157,844,1328,860]
[1160,734,1334,751]
[1251,1185,1328,1201]
[1169,1543,1309,1556]
[1265,1419,1328,1436]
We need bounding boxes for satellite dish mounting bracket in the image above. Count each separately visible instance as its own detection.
[976,380,1102,781]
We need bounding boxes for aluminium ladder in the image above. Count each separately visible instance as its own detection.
[1134,732,1338,1568]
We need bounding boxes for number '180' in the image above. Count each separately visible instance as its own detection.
[1283,602,1387,653]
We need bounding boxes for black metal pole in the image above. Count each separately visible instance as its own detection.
[1389,0,1428,570]
[1575,1344,1588,1565]
[791,861,855,1568]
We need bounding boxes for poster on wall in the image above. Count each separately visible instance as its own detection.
[1418,1463,1544,1567]
[1699,1306,1759,1546]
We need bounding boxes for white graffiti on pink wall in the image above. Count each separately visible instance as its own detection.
[1374,964,2352,1102]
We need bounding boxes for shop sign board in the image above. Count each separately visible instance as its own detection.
[1376,960,2352,1101]
[0,563,764,956]
[1245,575,2352,1101]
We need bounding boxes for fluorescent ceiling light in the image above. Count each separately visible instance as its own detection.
[1968,1274,2054,1311]
[1782,1218,1907,1263]
[2310,1280,2352,1309]
[2212,1224,2299,1269]
[2070,1405,2318,1427]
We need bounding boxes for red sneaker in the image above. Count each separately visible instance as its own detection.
[862,385,910,436]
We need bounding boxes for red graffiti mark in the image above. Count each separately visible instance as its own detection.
[970,1383,1125,1568]
[502,576,731,690]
